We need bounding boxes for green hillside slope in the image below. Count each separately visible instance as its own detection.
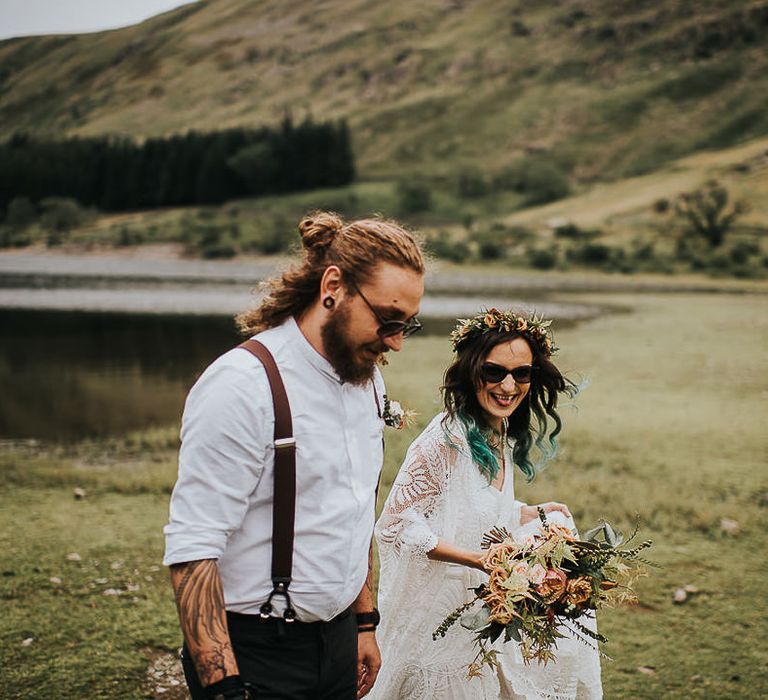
[1,0,767,183]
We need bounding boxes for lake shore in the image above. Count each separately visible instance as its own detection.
[1,245,765,318]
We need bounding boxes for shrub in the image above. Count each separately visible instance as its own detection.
[653,198,670,214]
[396,179,432,214]
[478,240,503,260]
[0,226,32,248]
[250,217,296,255]
[689,253,710,271]
[729,240,760,265]
[493,157,570,205]
[199,232,237,259]
[183,218,237,259]
[706,252,764,279]
[552,222,601,240]
[631,241,655,262]
[456,168,488,198]
[471,223,534,261]
[504,224,536,243]
[566,241,625,269]
[4,196,36,229]
[527,246,558,270]
[425,231,470,263]
[39,197,89,242]
[511,19,531,36]
[523,160,570,205]
[115,226,145,247]
[577,243,612,264]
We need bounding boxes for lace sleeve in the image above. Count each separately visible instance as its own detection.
[375,425,455,560]
[511,499,526,529]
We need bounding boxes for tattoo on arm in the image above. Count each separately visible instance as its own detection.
[171,560,238,686]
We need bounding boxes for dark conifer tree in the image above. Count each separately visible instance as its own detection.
[0,121,355,211]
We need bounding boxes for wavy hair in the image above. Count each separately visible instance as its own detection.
[236,211,425,335]
[441,326,577,482]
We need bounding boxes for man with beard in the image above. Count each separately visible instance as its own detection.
[163,211,425,700]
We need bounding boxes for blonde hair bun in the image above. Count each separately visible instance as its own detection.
[298,211,343,251]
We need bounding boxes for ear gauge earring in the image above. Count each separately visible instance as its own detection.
[323,296,335,309]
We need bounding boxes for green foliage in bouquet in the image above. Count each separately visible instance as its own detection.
[433,512,656,676]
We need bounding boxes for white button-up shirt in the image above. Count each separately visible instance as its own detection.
[163,316,385,622]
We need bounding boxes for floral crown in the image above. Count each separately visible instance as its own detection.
[450,308,558,356]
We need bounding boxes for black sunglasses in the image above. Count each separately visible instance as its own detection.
[480,363,535,384]
[349,279,423,339]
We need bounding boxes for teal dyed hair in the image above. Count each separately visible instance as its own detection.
[459,411,502,482]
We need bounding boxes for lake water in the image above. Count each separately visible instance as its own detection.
[0,300,601,443]
[0,309,241,443]
[0,309,471,442]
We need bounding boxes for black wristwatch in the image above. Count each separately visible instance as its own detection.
[356,608,381,632]
[204,676,255,700]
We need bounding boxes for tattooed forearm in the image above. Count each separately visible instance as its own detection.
[173,560,226,648]
[170,560,239,686]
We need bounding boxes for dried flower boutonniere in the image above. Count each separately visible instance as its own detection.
[382,396,418,430]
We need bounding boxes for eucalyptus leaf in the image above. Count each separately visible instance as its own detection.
[505,622,522,642]
[606,521,624,546]
[583,524,603,542]
[460,606,492,632]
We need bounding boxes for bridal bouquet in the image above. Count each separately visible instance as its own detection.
[433,511,654,673]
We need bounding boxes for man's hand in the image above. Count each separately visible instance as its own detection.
[357,630,381,698]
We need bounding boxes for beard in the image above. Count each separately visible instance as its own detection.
[321,301,384,385]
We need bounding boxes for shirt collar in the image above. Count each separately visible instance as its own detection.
[285,316,343,384]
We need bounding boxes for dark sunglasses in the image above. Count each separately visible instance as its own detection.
[480,363,535,384]
[349,279,423,339]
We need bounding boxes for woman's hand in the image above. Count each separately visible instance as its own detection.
[520,502,571,526]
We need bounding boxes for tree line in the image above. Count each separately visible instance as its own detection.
[0,118,355,212]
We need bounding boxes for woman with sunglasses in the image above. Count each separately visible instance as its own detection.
[370,309,602,700]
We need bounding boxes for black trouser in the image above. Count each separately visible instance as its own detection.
[181,608,357,700]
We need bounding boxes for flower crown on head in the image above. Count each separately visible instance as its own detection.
[450,308,558,356]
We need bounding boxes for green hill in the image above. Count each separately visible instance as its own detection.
[1,0,767,183]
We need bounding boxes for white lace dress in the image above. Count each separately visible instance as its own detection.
[371,413,602,700]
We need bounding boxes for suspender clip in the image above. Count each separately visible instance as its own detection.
[260,577,297,622]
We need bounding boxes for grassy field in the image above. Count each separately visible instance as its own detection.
[1,290,767,698]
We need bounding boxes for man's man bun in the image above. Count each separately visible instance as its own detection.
[298,211,343,252]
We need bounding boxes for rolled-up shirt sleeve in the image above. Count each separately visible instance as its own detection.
[163,360,271,566]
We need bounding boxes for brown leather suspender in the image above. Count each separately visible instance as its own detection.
[239,339,297,622]
[239,338,384,624]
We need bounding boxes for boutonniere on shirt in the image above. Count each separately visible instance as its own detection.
[382,396,418,430]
